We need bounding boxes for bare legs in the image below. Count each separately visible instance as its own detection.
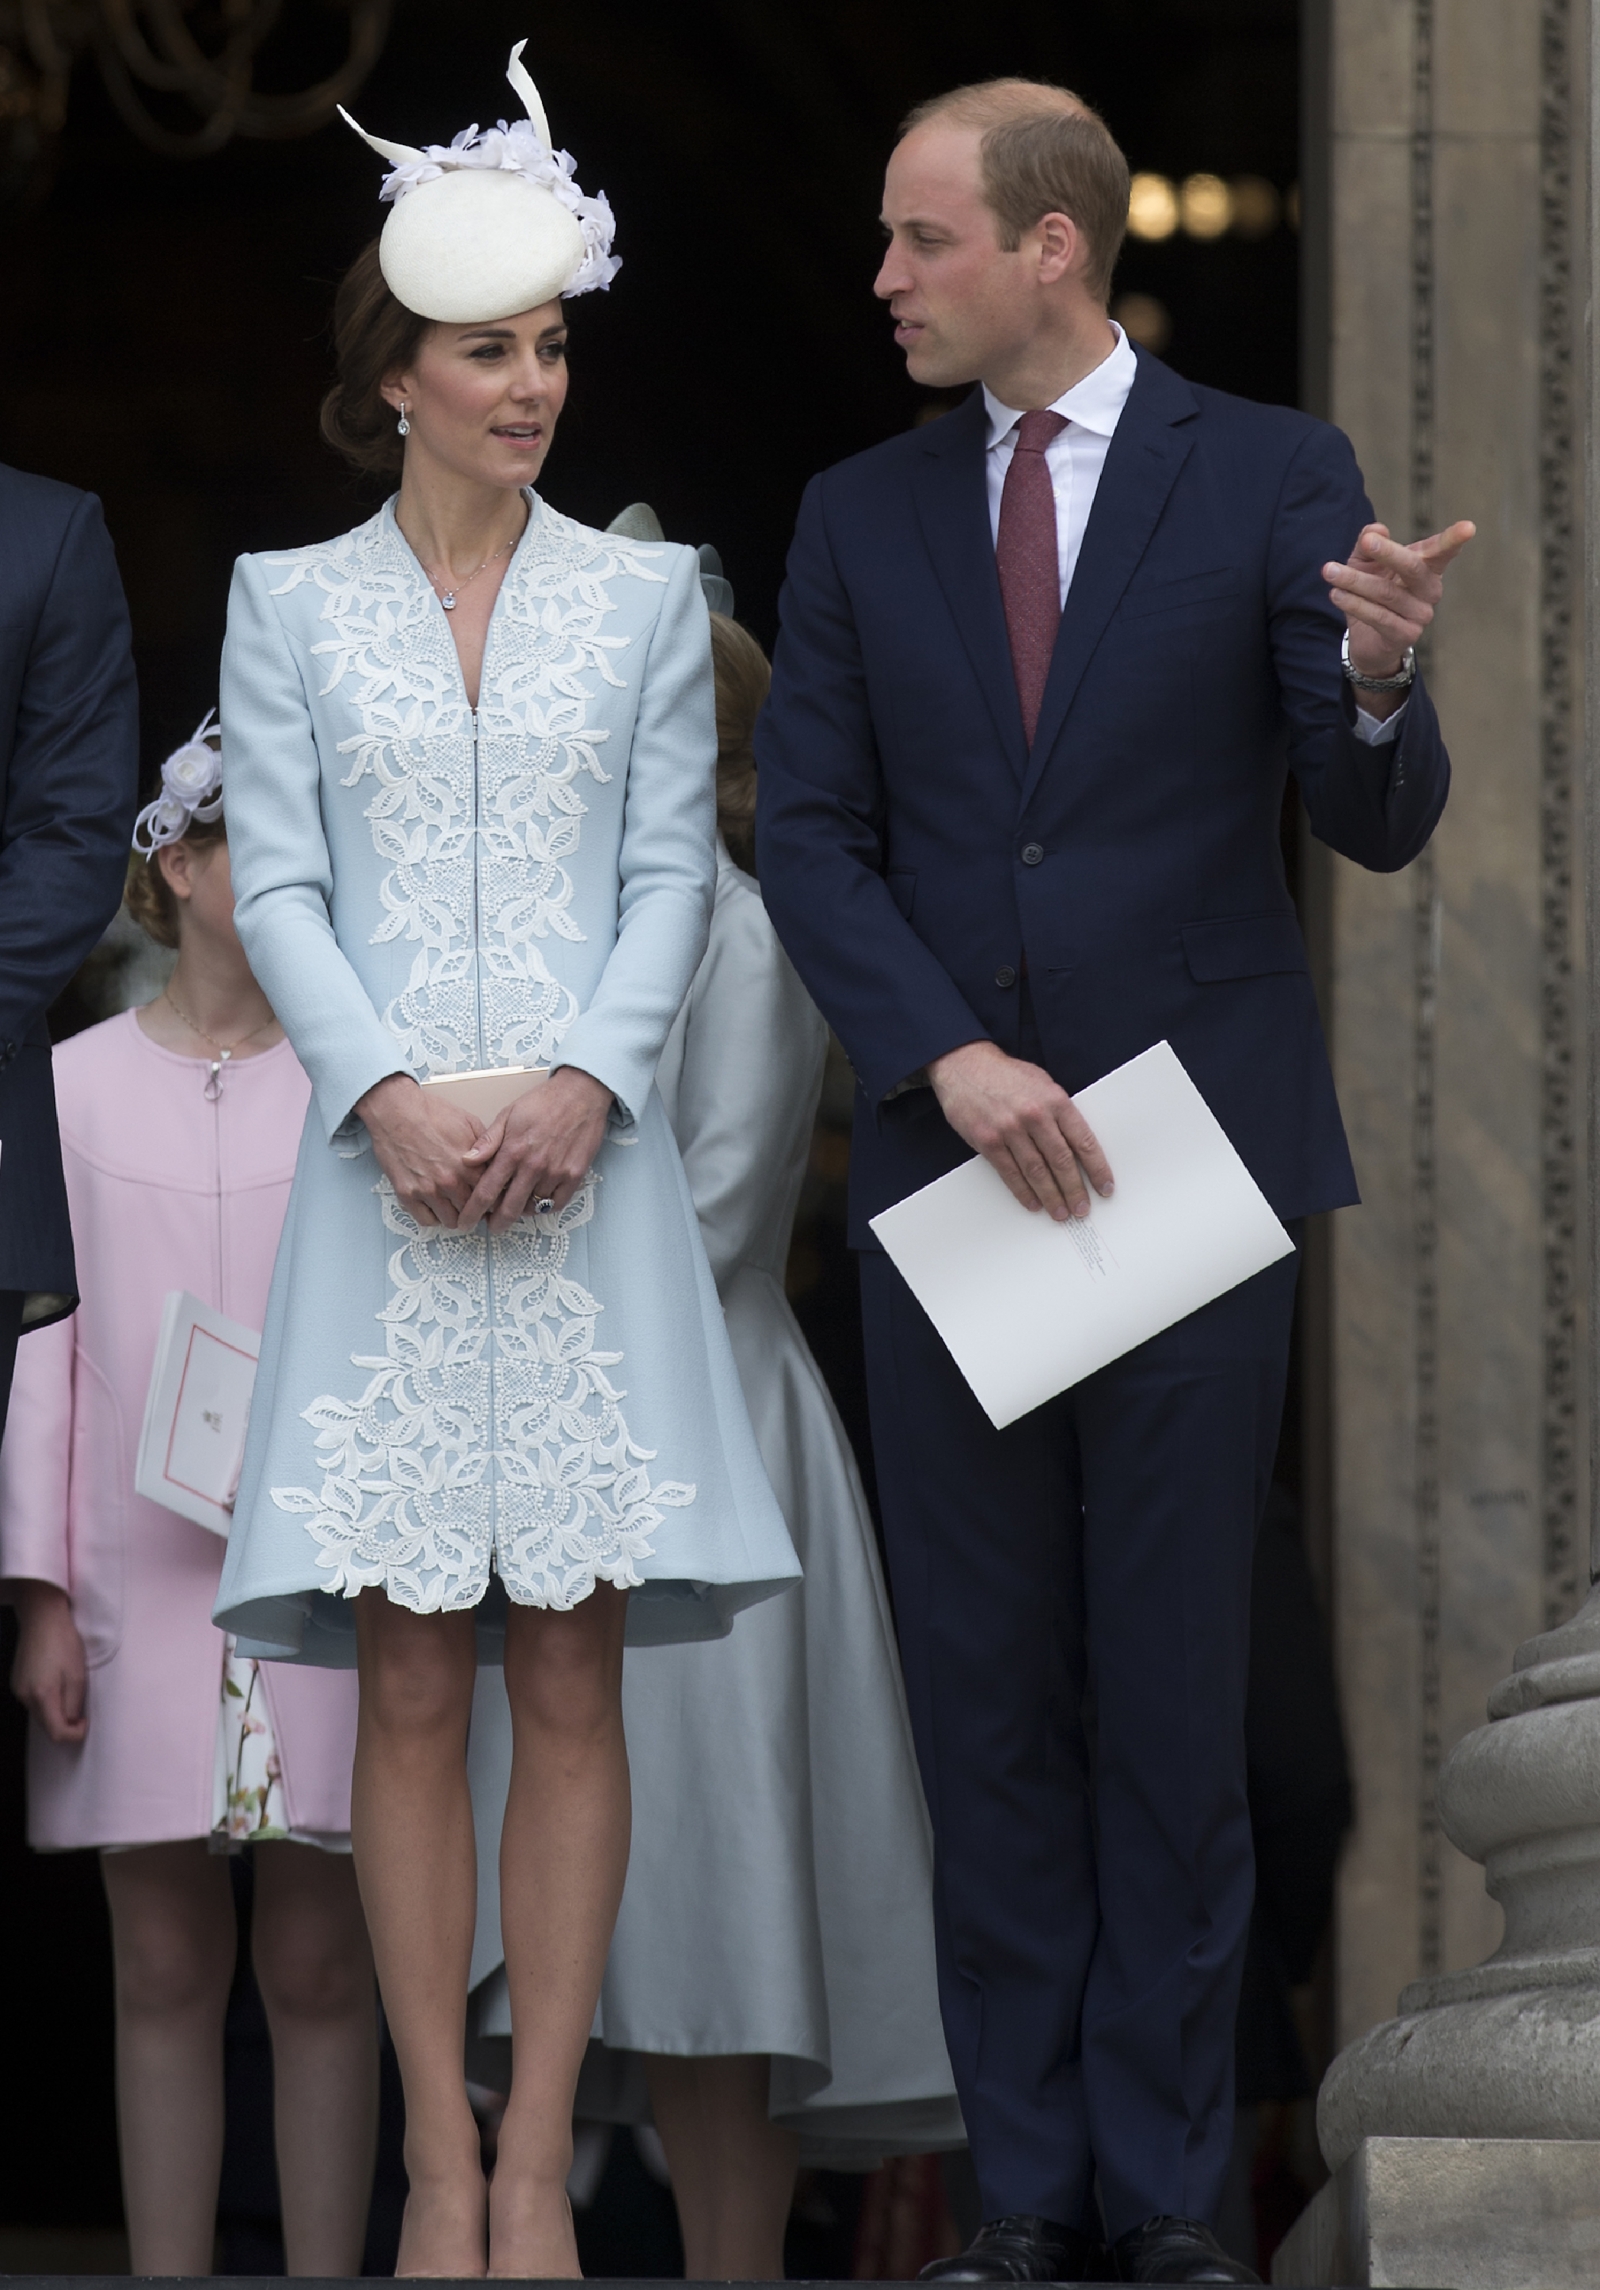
[103,1843,235,2275]
[491,1587,632,2279]
[101,1838,377,2277]
[352,1597,484,2277]
[644,2053,800,2281]
[352,1584,632,2280]
[253,1841,379,2273]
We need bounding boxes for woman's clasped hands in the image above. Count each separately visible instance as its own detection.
[354,1066,615,1234]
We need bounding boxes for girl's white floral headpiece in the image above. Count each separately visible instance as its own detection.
[339,41,618,324]
[132,711,222,857]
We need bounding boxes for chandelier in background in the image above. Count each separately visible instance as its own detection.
[0,0,393,187]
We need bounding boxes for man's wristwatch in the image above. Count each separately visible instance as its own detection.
[1341,629,1416,692]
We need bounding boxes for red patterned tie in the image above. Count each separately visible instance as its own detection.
[995,408,1068,746]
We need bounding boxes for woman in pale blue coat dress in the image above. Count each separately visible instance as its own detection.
[213,56,797,2277]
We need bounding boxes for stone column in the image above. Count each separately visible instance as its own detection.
[1316,0,1586,2059]
[1272,0,1598,2278]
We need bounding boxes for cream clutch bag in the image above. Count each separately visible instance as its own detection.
[420,1065,548,1122]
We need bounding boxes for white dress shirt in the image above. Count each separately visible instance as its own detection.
[980,324,1403,747]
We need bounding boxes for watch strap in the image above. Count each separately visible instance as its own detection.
[1342,629,1417,691]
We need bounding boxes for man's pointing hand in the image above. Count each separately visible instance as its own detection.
[1323,518,1476,686]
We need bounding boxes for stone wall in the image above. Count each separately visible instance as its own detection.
[1321,0,1587,2048]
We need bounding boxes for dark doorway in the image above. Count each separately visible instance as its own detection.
[0,0,1302,2257]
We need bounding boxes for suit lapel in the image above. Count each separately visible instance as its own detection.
[911,391,1029,782]
[1021,352,1200,807]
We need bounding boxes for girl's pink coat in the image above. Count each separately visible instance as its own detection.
[0,1010,358,1849]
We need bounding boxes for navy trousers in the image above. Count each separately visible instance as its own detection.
[859,1228,1301,2239]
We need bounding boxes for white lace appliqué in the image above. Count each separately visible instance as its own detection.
[265,500,696,1613]
[274,1177,693,1612]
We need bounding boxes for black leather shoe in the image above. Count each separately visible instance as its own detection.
[1113,2216,1260,2285]
[920,2213,1097,2283]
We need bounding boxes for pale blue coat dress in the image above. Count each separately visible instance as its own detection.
[212,493,800,1661]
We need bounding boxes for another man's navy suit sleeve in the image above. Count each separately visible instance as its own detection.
[755,475,989,1104]
[1267,422,1449,872]
[0,491,139,1064]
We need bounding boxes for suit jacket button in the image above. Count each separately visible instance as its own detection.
[994,965,1017,989]
[1020,842,1044,865]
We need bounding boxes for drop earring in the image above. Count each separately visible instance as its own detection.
[397,401,411,437]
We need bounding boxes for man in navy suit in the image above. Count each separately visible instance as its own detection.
[756,80,1471,2288]
[0,465,139,1432]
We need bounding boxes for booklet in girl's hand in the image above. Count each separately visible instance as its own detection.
[134,1290,261,1537]
[868,1040,1293,1430]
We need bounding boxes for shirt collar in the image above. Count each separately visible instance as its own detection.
[982,322,1138,450]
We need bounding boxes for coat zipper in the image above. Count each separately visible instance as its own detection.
[470,704,497,1558]
[213,1067,224,1313]
[470,705,484,1065]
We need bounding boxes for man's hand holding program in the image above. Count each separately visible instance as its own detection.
[927,1038,1114,1222]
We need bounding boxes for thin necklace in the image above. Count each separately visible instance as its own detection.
[163,987,278,1101]
[425,535,517,611]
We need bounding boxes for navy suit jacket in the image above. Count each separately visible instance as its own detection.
[0,465,139,1310]
[755,350,1450,1246]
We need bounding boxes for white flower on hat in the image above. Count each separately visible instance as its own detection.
[132,710,223,857]
[340,41,619,323]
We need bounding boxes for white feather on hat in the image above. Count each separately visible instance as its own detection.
[339,41,619,324]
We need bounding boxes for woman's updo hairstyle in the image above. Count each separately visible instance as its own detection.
[320,238,432,479]
[708,614,769,879]
[125,811,228,951]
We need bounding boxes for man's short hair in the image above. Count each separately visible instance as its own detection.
[901,79,1130,303]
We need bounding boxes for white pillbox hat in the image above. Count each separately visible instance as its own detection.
[340,41,619,324]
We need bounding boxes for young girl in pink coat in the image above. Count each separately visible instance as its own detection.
[0,720,378,2278]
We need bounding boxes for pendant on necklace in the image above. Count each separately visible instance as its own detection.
[441,592,458,611]
[204,1049,233,1104]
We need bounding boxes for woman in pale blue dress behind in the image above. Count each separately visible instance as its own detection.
[213,51,797,2278]
[466,575,964,2277]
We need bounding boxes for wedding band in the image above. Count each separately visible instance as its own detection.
[533,1196,556,1216]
